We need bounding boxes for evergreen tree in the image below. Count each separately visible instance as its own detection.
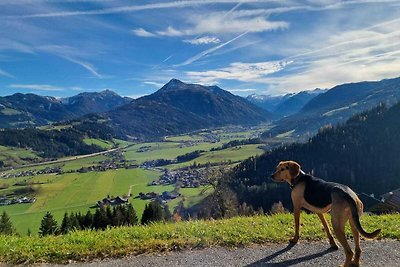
[83,210,93,229]
[112,206,125,226]
[60,212,71,234]
[39,212,58,236]
[141,201,164,225]
[125,203,138,226]
[0,211,15,235]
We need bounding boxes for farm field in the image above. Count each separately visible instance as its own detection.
[0,125,272,235]
[0,145,41,167]
[83,138,114,150]
[0,168,167,235]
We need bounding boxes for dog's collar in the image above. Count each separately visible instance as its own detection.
[290,170,306,190]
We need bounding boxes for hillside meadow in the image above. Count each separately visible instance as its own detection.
[0,213,398,264]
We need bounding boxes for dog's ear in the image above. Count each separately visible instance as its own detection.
[289,161,300,178]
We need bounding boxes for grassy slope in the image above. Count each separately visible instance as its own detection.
[83,138,114,150]
[0,213,398,264]
[0,169,167,235]
[0,145,40,167]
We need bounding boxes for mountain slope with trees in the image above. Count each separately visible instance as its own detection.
[105,79,273,139]
[0,90,130,128]
[265,77,400,137]
[222,101,400,213]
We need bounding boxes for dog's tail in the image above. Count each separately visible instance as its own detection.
[346,194,381,239]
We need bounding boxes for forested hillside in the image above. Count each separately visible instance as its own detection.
[227,102,400,212]
[0,121,113,158]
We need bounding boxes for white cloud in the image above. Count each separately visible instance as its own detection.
[9,84,65,91]
[183,36,221,45]
[0,68,15,78]
[186,60,292,83]
[175,31,249,67]
[132,28,156,37]
[227,88,257,93]
[155,16,288,36]
[143,81,164,87]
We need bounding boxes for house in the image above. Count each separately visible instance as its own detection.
[96,196,128,207]
[381,188,400,211]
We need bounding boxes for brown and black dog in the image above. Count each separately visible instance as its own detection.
[271,161,381,267]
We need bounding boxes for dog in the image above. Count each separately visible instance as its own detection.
[271,161,381,267]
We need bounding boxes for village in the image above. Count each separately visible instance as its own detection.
[0,196,36,206]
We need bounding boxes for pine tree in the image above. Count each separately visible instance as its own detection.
[0,211,15,235]
[83,210,93,229]
[125,203,138,226]
[141,201,163,225]
[60,212,71,234]
[39,212,58,236]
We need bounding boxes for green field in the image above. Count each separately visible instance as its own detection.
[0,168,169,235]
[83,138,114,150]
[167,144,264,169]
[0,213,398,264]
[124,141,224,163]
[0,127,269,236]
[0,145,41,167]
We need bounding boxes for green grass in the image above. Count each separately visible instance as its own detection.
[0,213,398,264]
[0,145,40,167]
[168,144,264,169]
[0,168,166,235]
[83,138,114,150]
[124,142,224,163]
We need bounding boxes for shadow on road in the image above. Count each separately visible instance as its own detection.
[245,243,337,267]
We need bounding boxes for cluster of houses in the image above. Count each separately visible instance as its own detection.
[149,169,209,188]
[0,166,62,179]
[96,196,129,208]
[359,188,400,213]
[138,191,180,203]
[0,196,36,206]
[78,151,138,173]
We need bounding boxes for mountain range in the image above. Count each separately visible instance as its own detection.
[265,77,400,138]
[1,77,400,141]
[0,90,131,128]
[246,88,326,117]
[103,79,272,139]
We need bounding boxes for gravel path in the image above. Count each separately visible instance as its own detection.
[50,240,400,267]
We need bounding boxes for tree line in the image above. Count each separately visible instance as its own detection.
[0,201,171,236]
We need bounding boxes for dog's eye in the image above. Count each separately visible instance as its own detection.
[286,166,289,170]
[280,168,284,171]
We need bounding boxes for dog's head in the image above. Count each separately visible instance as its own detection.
[271,161,301,184]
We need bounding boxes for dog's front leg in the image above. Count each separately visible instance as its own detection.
[290,205,301,244]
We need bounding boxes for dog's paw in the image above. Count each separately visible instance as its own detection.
[289,237,299,244]
[330,243,339,250]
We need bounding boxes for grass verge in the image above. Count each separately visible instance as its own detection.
[0,213,399,264]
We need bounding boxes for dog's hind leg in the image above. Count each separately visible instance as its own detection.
[331,205,353,267]
[349,217,361,267]
[318,213,338,249]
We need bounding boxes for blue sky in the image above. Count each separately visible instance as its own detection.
[1,0,400,98]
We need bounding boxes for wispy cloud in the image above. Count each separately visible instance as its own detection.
[186,60,292,83]
[183,36,221,45]
[13,0,399,18]
[63,56,104,79]
[9,84,65,91]
[227,88,257,93]
[175,31,249,67]
[143,81,164,87]
[154,15,288,36]
[0,68,15,78]
[132,28,156,37]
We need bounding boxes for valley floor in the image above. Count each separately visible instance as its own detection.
[47,240,400,267]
